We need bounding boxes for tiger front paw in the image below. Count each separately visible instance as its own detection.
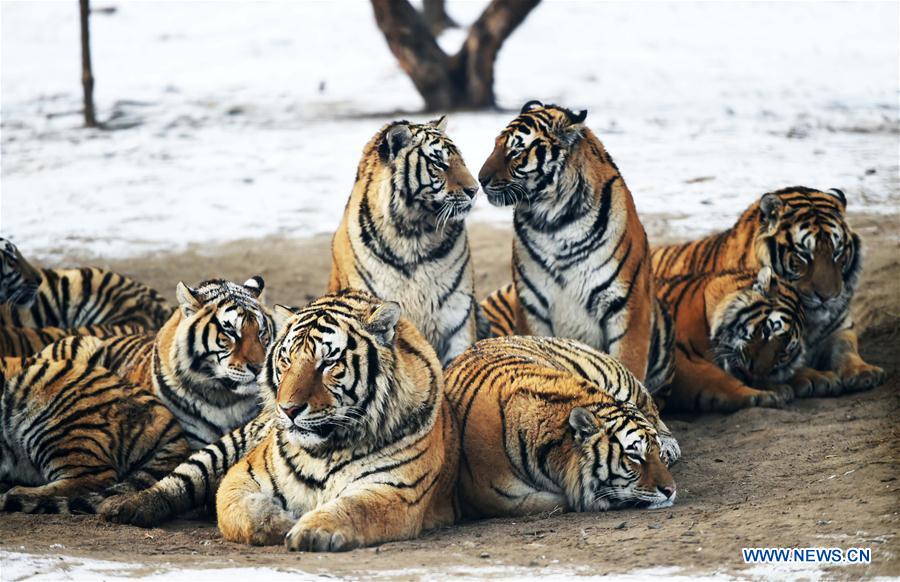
[790,368,841,398]
[98,490,170,528]
[752,384,794,409]
[838,361,885,393]
[285,512,363,552]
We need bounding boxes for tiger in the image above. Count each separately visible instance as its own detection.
[0,347,190,513]
[444,335,678,519]
[0,237,173,356]
[656,268,813,412]
[477,101,674,397]
[329,117,480,366]
[651,186,884,395]
[31,277,274,449]
[192,289,459,551]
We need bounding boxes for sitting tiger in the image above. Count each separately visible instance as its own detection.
[0,347,190,513]
[99,290,459,548]
[478,101,674,397]
[657,268,810,412]
[445,336,678,518]
[0,237,173,356]
[651,186,884,395]
[329,117,480,366]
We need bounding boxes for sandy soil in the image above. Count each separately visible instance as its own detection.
[1,215,898,579]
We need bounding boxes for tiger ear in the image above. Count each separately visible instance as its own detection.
[759,193,784,231]
[379,123,412,162]
[243,276,265,300]
[273,304,297,331]
[175,282,202,318]
[558,108,587,146]
[827,188,847,209]
[365,301,402,346]
[569,407,600,443]
[520,100,543,114]
[429,115,448,132]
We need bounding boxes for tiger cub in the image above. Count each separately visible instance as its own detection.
[478,101,674,395]
[651,186,884,394]
[329,117,480,366]
[37,277,274,449]
[0,237,172,356]
[211,290,458,551]
[656,268,811,412]
[445,336,678,519]
[0,348,190,513]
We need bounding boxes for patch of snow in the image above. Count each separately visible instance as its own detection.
[2,1,898,261]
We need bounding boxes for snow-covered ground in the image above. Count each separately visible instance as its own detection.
[2,1,898,260]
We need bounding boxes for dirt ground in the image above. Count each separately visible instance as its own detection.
[1,214,898,579]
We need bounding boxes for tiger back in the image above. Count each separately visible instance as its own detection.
[329,117,480,366]
[0,349,190,514]
[212,289,458,551]
[445,336,678,519]
[477,101,674,395]
[0,238,173,356]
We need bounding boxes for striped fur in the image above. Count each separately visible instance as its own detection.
[445,336,678,518]
[204,290,458,550]
[652,186,884,394]
[478,101,674,395]
[0,350,189,513]
[329,117,479,366]
[36,277,274,449]
[0,238,172,356]
[657,269,808,412]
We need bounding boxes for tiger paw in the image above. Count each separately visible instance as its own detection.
[790,368,840,398]
[285,513,363,552]
[98,491,170,528]
[838,361,885,393]
[752,384,794,409]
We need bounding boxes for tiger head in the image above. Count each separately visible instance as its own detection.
[173,276,274,394]
[0,238,43,307]
[567,404,676,512]
[374,117,479,228]
[708,268,806,387]
[265,290,421,453]
[754,187,860,309]
[479,100,589,210]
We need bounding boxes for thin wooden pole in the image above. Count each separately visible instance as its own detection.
[79,0,97,127]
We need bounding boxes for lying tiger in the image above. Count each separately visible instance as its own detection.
[478,101,674,397]
[652,186,884,395]
[0,346,189,513]
[445,336,678,518]
[1,277,274,514]
[657,268,808,412]
[0,237,172,356]
[329,117,480,366]
[101,290,459,553]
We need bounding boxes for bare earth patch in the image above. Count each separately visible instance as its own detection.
[1,215,898,578]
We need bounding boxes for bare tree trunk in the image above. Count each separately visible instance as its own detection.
[371,0,540,111]
[79,0,97,127]
[422,0,457,36]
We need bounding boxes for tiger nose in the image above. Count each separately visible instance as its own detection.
[280,404,306,421]
[658,485,676,499]
[463,186,479,199]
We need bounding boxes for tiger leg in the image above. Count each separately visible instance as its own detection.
[824,328,885,393]
[101,414,272,527]
[217,443,296,546]
[789,367,842,398]
[668,351,793,413]
[606,303,652,384]
[1,470,118,513]
[284,486,433,552]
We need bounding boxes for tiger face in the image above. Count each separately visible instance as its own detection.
[756,188,860,309]
[0,238,42,307]
[478,100,588,209]
[175,277,273,393]
[266,294,402,453]
[568,405,676,512]
[379,117,479,226]
[710,270,806,387]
